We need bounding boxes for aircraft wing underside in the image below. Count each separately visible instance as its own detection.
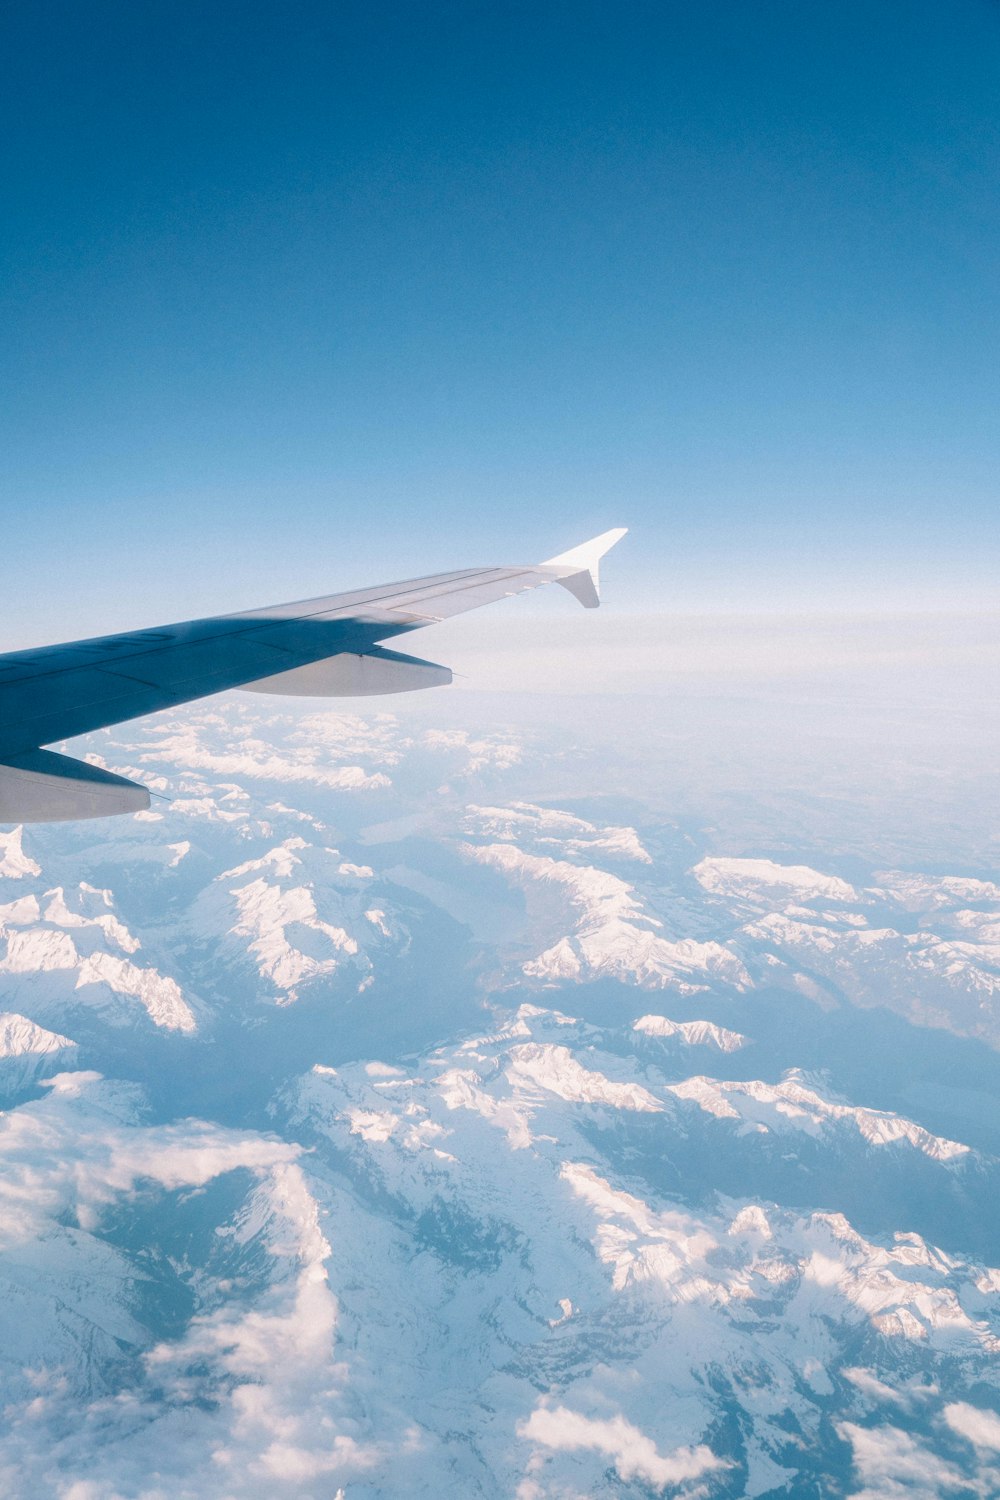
[0,528,626,822]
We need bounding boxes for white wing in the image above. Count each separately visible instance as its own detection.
[0,528,627,822]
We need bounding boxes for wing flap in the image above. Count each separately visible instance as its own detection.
[244,647,452,697]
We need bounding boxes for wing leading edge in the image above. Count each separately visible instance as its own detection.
[0,527,626,822]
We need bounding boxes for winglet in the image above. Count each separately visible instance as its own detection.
[541,527,628,609]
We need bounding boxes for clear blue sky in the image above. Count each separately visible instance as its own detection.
[2,0,999,642]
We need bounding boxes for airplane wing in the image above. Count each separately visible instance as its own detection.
[0,527,627,823]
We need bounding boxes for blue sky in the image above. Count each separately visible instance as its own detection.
[2,0,999,643]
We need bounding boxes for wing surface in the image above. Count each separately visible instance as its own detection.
[0,529,626,820]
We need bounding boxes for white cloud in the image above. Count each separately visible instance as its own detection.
[0,1085,389,1498]
[837,1422,966,1498]
[943,1402,1000,1452]
[144,1164,383,1490]
[0,1073,297,1248]
[519,1404,727,1491]
[842,1367,909,1407]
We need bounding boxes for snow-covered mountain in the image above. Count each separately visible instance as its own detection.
[0,698,998,1498]
[692,856,1000,1046]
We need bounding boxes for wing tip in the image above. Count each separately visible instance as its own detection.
[542,526,628,608]
[542,527,628,570]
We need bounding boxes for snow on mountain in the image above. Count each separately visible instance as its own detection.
[192,836,406,1001]
[451,835,1000,1045]
[872,871,1000,914]
[1,704,999,1496]
[0,1012,74,1058]
[675,852,1000,1046]
[40,884,140,950]
[0,873,197,1033]
[0,829,40,880]
[669,1072,972,1161]
[694,856,859,906]
[464,801,652,862]
[274,1001,1000,1497]
[504,1041,664,1112]
[289,709,412,764]
[0,987,994,1496]
[169,792,253,821]
[1,927,79,974]
[0,1012,77,1092]
[634,1013,747,1051]
[154,707,527,783]
[465,841,750,993]
[135,719,393,792]
[740,910,1000,1044]
[75,951,196,1032]
[557,1159,992,1352]
[422,726,523,771]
